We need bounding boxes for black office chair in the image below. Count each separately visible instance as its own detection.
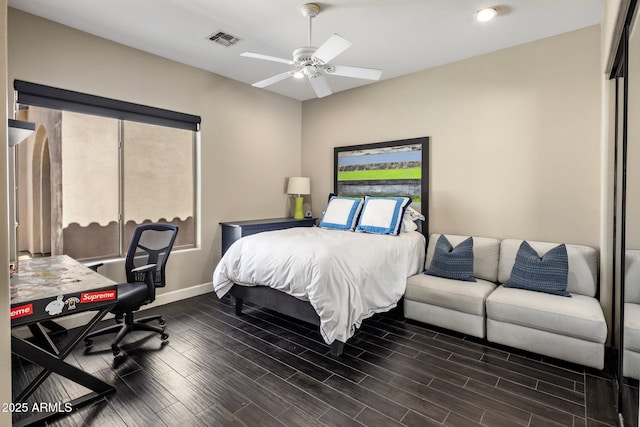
[85,223,178,356]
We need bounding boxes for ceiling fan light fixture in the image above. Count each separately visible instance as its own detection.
[241,2,382,98]
[303,65,319,77]
[475,7,498,22]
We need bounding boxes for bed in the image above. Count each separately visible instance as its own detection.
[213,137,429,356]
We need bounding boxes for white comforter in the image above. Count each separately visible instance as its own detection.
[213,227,426,345]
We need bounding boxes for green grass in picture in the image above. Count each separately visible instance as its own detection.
[337,167,421,181]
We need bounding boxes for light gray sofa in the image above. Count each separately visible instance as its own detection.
[405,234,500,338]
[404,234,608,370]
[486,239,607,369]
[624,250,640,379]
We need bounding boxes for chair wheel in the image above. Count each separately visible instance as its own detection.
[84,339,93,347]
[159,318,166,326]
[161,332,169,341]
[112,346,121,356]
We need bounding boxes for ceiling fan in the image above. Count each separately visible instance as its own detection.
[241,3,382,98]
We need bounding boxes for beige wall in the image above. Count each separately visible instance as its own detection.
[1,1,10,424]
[7,9,302,289]
[303,26,602,248]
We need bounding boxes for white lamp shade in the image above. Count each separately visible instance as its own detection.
[287,177,310,195]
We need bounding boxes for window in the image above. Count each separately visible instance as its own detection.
[14,81,199,260]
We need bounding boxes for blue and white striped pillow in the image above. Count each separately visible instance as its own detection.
[504,241,570,297]
[355,196,411,235]
[425,235,476,282]
[319,196,363,231]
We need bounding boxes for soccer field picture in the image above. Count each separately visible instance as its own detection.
[334,138,428,202]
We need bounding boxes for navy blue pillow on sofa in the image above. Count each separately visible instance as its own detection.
[425,235,476,282]
[504,241,570,297]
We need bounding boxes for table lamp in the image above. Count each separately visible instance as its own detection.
[287,177,310,219]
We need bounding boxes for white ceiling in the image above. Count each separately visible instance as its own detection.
[8,0,603,101]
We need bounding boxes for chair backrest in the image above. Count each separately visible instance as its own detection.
[426,234,501,282]
[125,224,178,293]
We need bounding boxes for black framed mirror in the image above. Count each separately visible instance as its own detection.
[623,2,640,423]
[611,0,640,424]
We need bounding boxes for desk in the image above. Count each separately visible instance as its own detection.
[10,255,119,427]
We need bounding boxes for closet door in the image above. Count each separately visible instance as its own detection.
[622,5,640,423]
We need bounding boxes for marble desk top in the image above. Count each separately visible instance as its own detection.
[10,255,118,326]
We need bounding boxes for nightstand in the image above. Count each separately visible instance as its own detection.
[220,217,317,255]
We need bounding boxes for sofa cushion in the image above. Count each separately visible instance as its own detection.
[406,273,496,316]
[624,303,640,352]
[485,286,607,344]
[498,239,598,297]
[625,250,640,304]
[426,234,500,282]
[425,235,476,282]
[503,241,570,297]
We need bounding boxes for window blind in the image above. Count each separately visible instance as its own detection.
[14,80,201,132]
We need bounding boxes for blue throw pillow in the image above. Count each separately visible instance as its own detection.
[504,241,570,297]
[425,235,476,282]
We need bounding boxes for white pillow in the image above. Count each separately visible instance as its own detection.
[402,217,418,232]
[319,196,363,231]
[356,196,411,235]
[405,206,425,222]
[401,206,425,232]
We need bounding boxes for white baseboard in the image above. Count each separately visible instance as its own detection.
[149,282,213,310]
[13,282,214,338]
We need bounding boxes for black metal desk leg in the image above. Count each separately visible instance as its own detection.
[11,306,116,426]
[12,337,115,397]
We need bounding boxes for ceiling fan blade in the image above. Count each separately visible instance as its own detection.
[308,74,332,98]
[313,34,352,64]
[241,52,294,65]
[252,71,294,88]
[329,65,382,81]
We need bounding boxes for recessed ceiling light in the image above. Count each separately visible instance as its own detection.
[475,7,498,22]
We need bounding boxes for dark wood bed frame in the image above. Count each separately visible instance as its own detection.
[228,137,429,356]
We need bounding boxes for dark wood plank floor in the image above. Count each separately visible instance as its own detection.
[11,292,629,427]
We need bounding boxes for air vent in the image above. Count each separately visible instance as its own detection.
[208,31,242,47]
